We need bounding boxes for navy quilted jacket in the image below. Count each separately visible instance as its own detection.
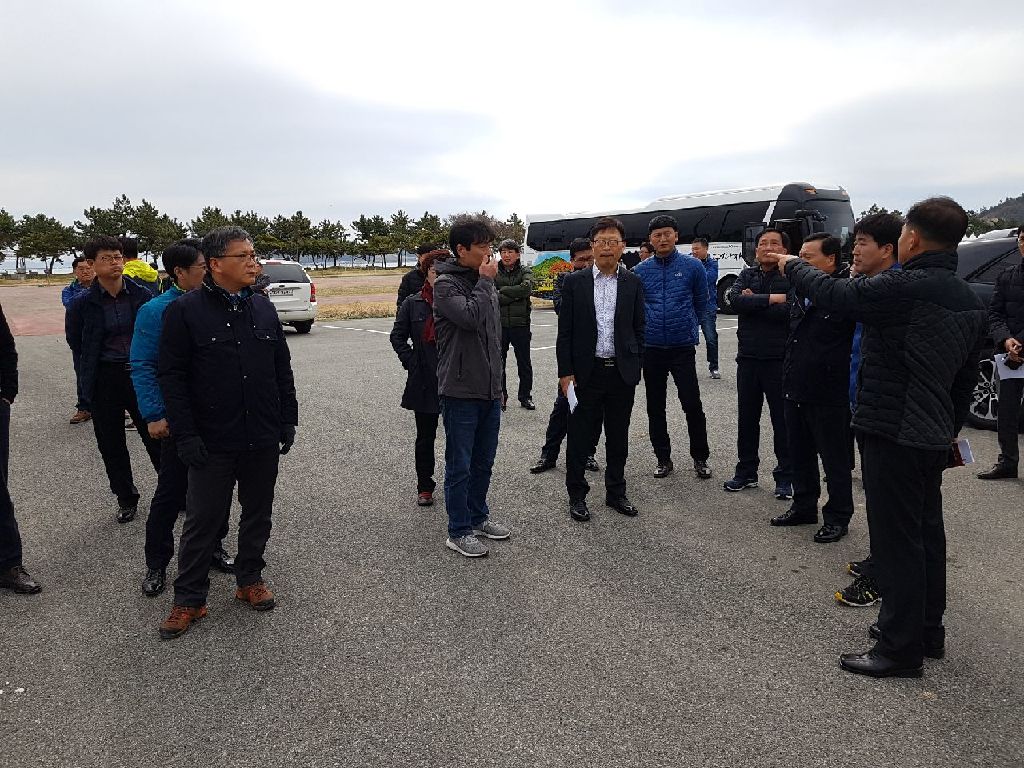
[785,250,986,451]
[633,250,709,348]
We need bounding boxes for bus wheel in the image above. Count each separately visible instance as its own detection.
[717,276,737,314]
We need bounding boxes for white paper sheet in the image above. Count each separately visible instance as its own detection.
[995,353,1024,380]
[567,381,579,414]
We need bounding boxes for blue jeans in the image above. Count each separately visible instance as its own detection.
[700,313,719,371]
[441,396,501,538]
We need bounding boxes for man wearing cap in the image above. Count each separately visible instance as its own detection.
[495,239,536,410]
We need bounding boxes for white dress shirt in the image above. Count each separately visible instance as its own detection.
[592,264,618,358]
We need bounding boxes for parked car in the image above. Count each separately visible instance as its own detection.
[259,259,317,334]
[956,232,1024,430]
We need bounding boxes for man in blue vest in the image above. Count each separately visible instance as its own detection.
[633,215,712,479]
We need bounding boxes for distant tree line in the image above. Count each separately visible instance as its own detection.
[859,203,1021,237]
[0,195,527,273]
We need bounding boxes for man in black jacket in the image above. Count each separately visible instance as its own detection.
[977,226,1024,480]
[156,226,298,639]
[557,217,646,522]
[66,235,161,523]
[778,197,986,678]
[0,304,41,594]
[772,234,856,543]
[724,229,793,500]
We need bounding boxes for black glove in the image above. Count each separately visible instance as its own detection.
[280,425,296,455]
[176,435,209,468]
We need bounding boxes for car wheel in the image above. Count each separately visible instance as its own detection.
[293,320,313,334]
[717,275,737,315]
[967,356,998,431]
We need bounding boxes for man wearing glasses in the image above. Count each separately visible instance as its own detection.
[156,226,297,639]
[633,215,713,480]
[66,235,161,524]
[130,239,234,599]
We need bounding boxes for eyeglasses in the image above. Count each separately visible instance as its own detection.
[592,238,623,247]
[216,252,258,262]
[92,254,124,263]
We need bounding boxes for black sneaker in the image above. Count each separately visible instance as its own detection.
[847,557,870,578]
[836,575,882,607]
[774,482,793,500]
[116,504,137,524]
[585,455,600,472]
[723,476,758,492]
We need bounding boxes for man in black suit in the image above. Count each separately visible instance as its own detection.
[556,217,646,522]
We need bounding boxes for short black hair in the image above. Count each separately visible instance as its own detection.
[416,243,439,256]
[802,232,842,261]
[83,235,122,260]
[448,217,496,257]
[905,196,968,250]
[692,237,709,248]
[72,256,87,269]
[853,212,902,259]
[162,238,203,275]
[202,226,252,260]
[589,217,625,240]
[755,228,791,252]
[639,241,653,252]
[119,236,139,260]
[569,238,593,257]
[648,214,679,234]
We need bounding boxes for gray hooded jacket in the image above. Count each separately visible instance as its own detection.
[433,257,503,401]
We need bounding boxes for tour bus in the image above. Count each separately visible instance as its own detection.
[524,182,856,312]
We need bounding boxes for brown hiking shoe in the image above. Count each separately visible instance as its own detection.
[159,604,207,639]
[235,581,275,611]
[69,410,91,425]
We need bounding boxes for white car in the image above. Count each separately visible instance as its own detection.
[259,259,317,333]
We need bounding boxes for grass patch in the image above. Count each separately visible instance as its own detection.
[316,284,398,298]
[0,275,68,286]
[318,302,395,321]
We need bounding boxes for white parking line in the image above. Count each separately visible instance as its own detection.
[531,345,555,351]
[341,327,389,335]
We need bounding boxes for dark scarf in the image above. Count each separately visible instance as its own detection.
[421,280,435,343]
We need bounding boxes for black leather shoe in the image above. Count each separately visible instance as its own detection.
[530,457,556,474]
[654,460,674,478]
[142,567,166,597]
[694,459,712,479]
[117,504,137,524]
[770,508,817,526]
[869,623,945,659]
[839,650,923,678]
[977,463,1018,480]
[585,456,600,472]
[606,496,638,516]
[520,398,536,410]
[814,523,848,543]
[210,547,235,574]
[569,499,591,522]
[0,565,42,594]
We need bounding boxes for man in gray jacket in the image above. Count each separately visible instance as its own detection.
[434,218,512,557]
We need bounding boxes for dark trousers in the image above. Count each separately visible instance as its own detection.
[91,362,160,507]
[643,346,710,462]
[566,362,636,502]
[173,446,280,607]
[852,430,877,581]
[541,384,600,462]
[785,400,854,527]
[441,397,500,538]
[145,437,229,570]
[0,401,23,570]
[501,326,533,403]
[735,359,791,483]
[700,313,719,371]
[71,348,85,411]
[996,377,1023,467]
[414,411,440,494]
[861,433,947,664]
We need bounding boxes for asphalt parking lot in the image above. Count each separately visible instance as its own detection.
[2,312,1022,768]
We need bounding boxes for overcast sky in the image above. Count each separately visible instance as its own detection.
[1,0,1022,229]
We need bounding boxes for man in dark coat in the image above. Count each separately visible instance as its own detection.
[390,252,442,506]
[557,217,646,522]
[977,226,1024,479]
[495,239,535,410]
[65,235,161,523]
[724,229,793,500]
[777,197,986,678]
[772,233,856,543]
[156,226,298,639]
[0,304,41,594]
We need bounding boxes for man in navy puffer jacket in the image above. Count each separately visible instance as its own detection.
[633,215,712,479]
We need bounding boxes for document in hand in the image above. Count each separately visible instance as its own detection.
[947,437,975,468]
[567,381,579,414]
[995,353,1024,380]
